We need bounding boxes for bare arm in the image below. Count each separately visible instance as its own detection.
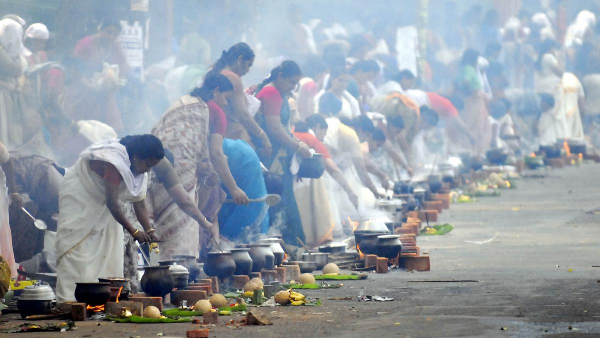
[446,116,476,144]
[352,156,382,198]
[365,157,390,186]
[382,140,413,174]
[209,133,248,204]
[324,158,358,208]
[167,183,217,237]
[105,181,151,243]
[265,115,311,158]
[1,157,23,207]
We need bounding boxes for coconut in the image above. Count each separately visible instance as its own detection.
[194,299,212,313]
[274,290,291,305]
[143,306,161,319]
[243,281,258,292]
[250,277,264,289]
[322,263,340,275]
[209,293,228,308]
[299,273,315,284]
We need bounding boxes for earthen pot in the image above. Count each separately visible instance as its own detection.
[357,233,380,255]
[229,248,253,275]
[74,282,111,306]
[98,277,131,300]
[258,238,285,266]
[377,235,403,259]
[140,266,174,298]
[203,251,236,279]
[173,255,201,283]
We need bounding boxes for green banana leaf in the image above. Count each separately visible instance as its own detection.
[162,303,247,317]
[314,274,367,280]
[107,315,192,323]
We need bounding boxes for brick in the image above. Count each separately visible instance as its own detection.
[188,285,213,295]
[399,255,430,271]
[364,254,377,268]
[376,257,388,273]
[203,310,219,324]
[70,303,86,321]
[283,265,300,282]
[407,211,419,219]
[423,201,442,213]
[418,210,438,222]
[226,275,249,290]
[170,290,207,307]
[261,270,278,284]
[187,329,210,338]
[128,295,163,311]
[249,271,262,280]
[275,267,286,283]
[394,227,415,235]
[105,301,143,317]
[546,158,564,168]
[209,276,219,294]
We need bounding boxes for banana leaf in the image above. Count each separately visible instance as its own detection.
[107,315,192,323]
[162,303,246,317]
[314,274,367,280]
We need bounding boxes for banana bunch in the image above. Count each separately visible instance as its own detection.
[149,242,159,254]
[290,291,306,306]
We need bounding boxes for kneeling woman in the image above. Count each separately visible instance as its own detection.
[55,135,164,303]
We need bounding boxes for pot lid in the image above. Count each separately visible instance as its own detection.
[375,199,402,206]
[377,235,401,239]
[168,263,189,276]
[414,188,426,194]
[19,283,56,301]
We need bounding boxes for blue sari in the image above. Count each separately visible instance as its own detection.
[218,139,269,241]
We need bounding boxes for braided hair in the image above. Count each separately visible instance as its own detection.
[206,42,254,78]
[120,134,165,162]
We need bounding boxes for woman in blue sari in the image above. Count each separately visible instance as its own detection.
[218,139,269,240]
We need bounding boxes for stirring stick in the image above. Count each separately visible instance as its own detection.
[136,242,151,266]
[296,236,311,256]
[211,236,223,253]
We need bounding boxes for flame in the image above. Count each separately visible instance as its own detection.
[529,152,536,158]
[283,253,288,263]
[115,286,123,303]
[563,141,571,156]
[86,305,105,313]
[347,216,359,232]
[356,243,365,260]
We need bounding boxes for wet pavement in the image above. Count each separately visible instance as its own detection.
[2,163,600,337]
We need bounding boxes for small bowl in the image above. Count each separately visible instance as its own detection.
[288,261,317,273]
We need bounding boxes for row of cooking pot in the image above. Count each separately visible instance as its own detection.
[354,219,403,258]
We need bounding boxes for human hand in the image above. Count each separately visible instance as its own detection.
[406,167,414,177]
[231,187,249,204]
[148,232,159,243]
[204,171,220,187]
[260,135,273,157]
[297,143,312,159]
[133,230,152,244]
[10,193,23,209]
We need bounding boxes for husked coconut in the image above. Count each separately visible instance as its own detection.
[209,293,228,308]
[244,281,260,292]
[274,290,291,305]
[250,277,264,289]
[194,299,212,313]
[322,263,340,275]
[143,306,161,319]
[299,273,315,284]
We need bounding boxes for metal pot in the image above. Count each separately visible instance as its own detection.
[240,244,266,272]
[140,266,174,298]
[98,277,131,300]
[377,235,403,259]
[258,238,285,266]
[203,251,236,279]
[74,282,111,306]
[318,243,346,254]
[428,175,443,194]
[354,219,389,233]
[17,283,56,318]
[168,263,189,290]
[393,181,414,195]
[229,248,253,275]
[288,261,317,273]
[357,233,381,255]
[302,252,329,270]
[173,255,201,283]
[375,198,403,214]
[246,243,275,270]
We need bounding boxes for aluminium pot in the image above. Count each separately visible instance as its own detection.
[203,251,236,279]
[17,283,56,318]
[140,266,174,298]
[173,255,201,283]
[257,238,285,266]
[229,248,253,275]
[240,245,266,272]
[244,243,275,270]
[98,277,131,300]
[74,282,111,306]
[302,252,329,270]
[168,263,190,290]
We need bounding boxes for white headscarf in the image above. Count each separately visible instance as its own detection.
[25,23,49,40]
[0,19,23,57]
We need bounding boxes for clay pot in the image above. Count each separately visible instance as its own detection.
[258,238,285,266]
[358,233,381,255]
[140,266,174,298]
[256,244,275,270]
[74,282,111,306]
[98,277,131,300]
[243,244,274,271]
[173,255,201,283]
[203,251,236,279]
[229,248,253,275]
[377,235,403,259]
[428,175,443,194]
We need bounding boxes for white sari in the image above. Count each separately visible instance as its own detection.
[55,141,147,303]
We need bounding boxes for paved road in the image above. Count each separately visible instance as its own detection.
[2,164,599,337]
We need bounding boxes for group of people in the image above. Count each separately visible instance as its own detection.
[0,3,598,303]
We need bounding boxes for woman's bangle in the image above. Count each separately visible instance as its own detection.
[132,229,139,236]
[147,228,155,234]
[10,192,19,196]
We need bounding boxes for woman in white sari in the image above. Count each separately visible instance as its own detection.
[55,135,164,303]
[0,141,22,278]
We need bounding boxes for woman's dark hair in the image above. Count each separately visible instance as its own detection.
[99,18,121,31]
[387,115,405,129]
[259,60,302,88]
[294,121,310,133]
[460,49,480,67]
[207,42,255,77]
[353,115,376,134]
[420,106,439,127]
[329,66,348,80]
[306,114,329,130]
[190,73,233,102]
[348,34,369,57]
[535,39,558,71]
[372,128,386,143]
[318,92,343,116]
[120,134,165,161]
